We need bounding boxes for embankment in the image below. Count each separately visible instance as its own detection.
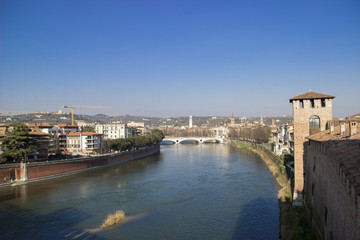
[0,144,160,186]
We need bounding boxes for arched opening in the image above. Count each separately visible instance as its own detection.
[309,115,321,135]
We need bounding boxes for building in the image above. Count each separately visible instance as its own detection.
[28,129,51,160]
[304,114,360,240]
[28,123,79,153]
[272,124,294,155]
[95,123,126,139]
[66,132,103,154]
[230,113,235,125]
[189,116,193,128]
[127,122,145,135]
[95,123,137,139]
[290,90,335,205]
[0,124,10,136]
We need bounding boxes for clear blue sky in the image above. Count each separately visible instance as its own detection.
[1,0,359,118]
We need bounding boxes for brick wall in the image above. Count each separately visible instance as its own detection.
[0,145,160,183]
[305,141,360,240]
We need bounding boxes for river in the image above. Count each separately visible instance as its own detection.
[0,144,279,240]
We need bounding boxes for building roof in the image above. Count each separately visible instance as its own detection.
[67,132,103,137]
[347,113,360,121]
[57,124,79,128]
[29,129,49,136]
[289,90,335,103]
[28,123,54,128]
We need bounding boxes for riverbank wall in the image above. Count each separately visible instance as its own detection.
[0,144,160,186]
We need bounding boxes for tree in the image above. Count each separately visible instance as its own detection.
[152,129,164,143]
[252,126,271,143]
[1,123,38,163]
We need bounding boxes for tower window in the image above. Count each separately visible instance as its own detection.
[309,115,321,135]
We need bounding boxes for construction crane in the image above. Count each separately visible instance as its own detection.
[61,106,111,125]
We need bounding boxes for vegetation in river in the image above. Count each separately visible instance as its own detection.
[101,210,126,229]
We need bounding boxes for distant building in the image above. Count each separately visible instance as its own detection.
[304,114,360,240]
[127,122,145,135]
[0,125,9,136]
[28,123,79,152]
[272,124,294,155]
[66,132,103,154]
[211,126,228,138]
[95,123,137,139]
[189,116,193,128]
[230,113,235,125]
[28,129,50,160]
[290,90,335,205]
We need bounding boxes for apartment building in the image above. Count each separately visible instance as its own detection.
[66,132,103,154]
[95,123,137,139]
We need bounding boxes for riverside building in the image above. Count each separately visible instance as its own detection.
[95,123,137,139]
[66,132,103,154]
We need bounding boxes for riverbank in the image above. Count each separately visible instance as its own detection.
[230,141,317,240]
[0,144,160,187]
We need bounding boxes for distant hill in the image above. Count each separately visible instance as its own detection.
[0,112,292,127]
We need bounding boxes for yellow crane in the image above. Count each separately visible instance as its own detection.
[61,106,111,125]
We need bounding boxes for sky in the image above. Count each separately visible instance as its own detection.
[1,0,359,118]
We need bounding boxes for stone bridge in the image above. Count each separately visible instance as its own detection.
[162,136,224,144]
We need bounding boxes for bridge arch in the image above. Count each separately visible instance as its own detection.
[162,137,224,144]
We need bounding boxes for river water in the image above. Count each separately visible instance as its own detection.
[0,144,279,240]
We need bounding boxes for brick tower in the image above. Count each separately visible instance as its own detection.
[289,90,335,205]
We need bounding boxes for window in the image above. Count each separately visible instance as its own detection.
[309,115,321,135]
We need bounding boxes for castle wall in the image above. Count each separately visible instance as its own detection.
[305,140,360,240]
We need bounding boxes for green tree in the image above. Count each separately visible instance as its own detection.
[102,139,112,153]
[151,129,164,143]
[1,123,38,163]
